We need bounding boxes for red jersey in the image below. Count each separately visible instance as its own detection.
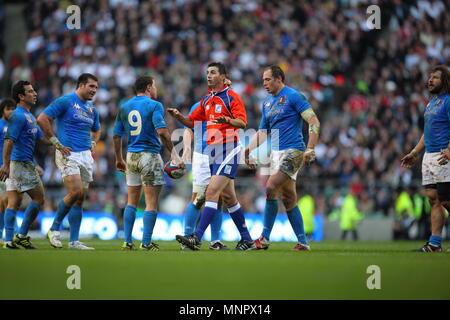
[189,87,247,145]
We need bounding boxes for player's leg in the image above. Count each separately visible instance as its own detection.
[280,178,309,250]
[209,197,228,250]
[67,187,88,246]
[220,179,255,250]
[0,186,7,244]
[138,152,165,251]
[139,184,162,250]
[121,185,141,249]
[3,189,21,249]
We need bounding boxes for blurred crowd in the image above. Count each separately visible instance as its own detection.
[0,0,449,221]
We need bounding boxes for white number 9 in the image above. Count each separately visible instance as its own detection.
[128,110,142,136]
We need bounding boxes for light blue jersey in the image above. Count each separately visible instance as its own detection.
[6,106,43,162]
[188,102,207,154]
[259,86,312,151]
[424,94,450,153]
[0,118,8,166]
[113,96,167,153]
[42,93,100,152]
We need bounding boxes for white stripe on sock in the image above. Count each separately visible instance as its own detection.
[205,201,218,209]
[228,202,241,213]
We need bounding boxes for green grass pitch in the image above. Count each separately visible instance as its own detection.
[0,240,448,300]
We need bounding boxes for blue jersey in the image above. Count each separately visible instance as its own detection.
[259,86,312,151]
[0,118,8,166]
[113,96,167,153]
[188,102,207,154]
[6,106,43,162]
[42,93,100,152]
[424,93,450,153]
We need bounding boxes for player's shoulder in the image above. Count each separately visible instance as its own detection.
[284,86,302,98]
[55,93,75,104]
[226,88,242,100]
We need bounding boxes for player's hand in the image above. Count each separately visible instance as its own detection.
[214,116,231,124]
[0,165,10,181]
[57,145,72,157]
[224,78,232,87]
[438,148,450,165]
[36,165,44,176]
[303,148,316,164]
[171,154,185,169]
[167,108,182,119]
[400,153,417,168]
[91,141,97,155]
[116,159,126,172]
[244,148,256,169]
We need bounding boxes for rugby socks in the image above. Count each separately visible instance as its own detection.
[0,211,4,239]
[210,210,223,241]
[184,202,200,236]
[4,208,17,242]
[142,211,157,246]
[50,200,71,231]
[262,199,278,240]
[228,203,252,241]
[123,205,137,244]
[429,235,442,248]
[18,202,40,236]
[68,206,82,242]
[287,206,308,245]
[195,201,217,240]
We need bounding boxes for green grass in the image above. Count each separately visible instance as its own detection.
[0,240,449,300]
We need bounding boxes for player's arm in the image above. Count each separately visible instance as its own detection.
[182,128,194,164]
[113,134,126,172]
[0,138,13,181]
[90,129,101,153]
[37,113,72,156]
[244,130,268,169]
[167,108,194,128]
[401,134,425,168]
[214,116,246,128]
[157,128,184,168]
[301,108,320,164]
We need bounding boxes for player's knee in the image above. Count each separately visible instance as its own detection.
[69,189,84,202]
[281,195,295,210]
[266,184,278,199]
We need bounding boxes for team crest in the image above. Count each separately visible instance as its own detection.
[215,104,222,113]
[278,96,286,104]
[83,112,87,116]
[206,104,210,111]
[88,106,93,114]
[73,103,81,110]
[436,99,442,106]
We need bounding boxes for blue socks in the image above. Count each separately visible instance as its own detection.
[228,203,252,241]
[68,206,82,242]
[287,206,308,245]
[142,211,157,246]
[50,200,71,231]
[210,210,223,241]
[4,208,17,242]
[18,202,40,236]
[0,211,4,239]
[429,235,442,248]
[195,201,218,240]
[123,205,137,243]
[184,202,200,236]
[262,199,278,240]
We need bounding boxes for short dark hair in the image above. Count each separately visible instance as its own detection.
[76,73,98,89]
[11,80,31,103]
[265,65,285,82]
[207,62,228,76]
[134,76,154,93]
[431,65,450,94]
[0,98,16,117]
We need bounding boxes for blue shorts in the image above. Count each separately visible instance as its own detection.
[205,141,241,179]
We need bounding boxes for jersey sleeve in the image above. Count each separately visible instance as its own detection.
[92,107,100,132]
[112,108,125,137]
[5,113,25,142]
[186,102,201,130]
[188,101,206,122]
[152,102,167,130]
[229,92,247,125]
[293,92,312,114]
[42,96,68,118]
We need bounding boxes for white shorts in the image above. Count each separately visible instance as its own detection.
[6,161,42,193]
[55,149,94,189]
[422,152,450,185]
[192,152,211,190]
[126,152,165,187]
[269,148,304,181]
